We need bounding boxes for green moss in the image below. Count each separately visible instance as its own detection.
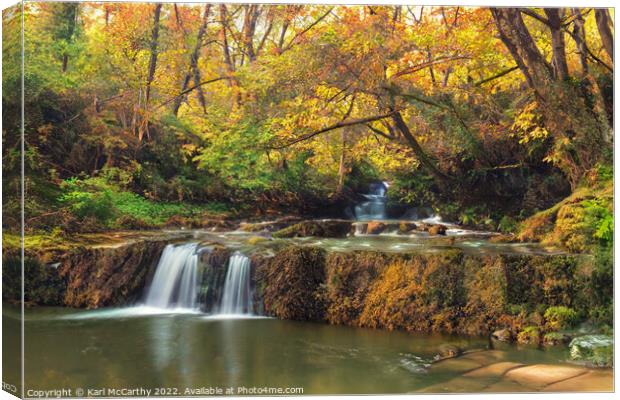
[544,306,578,331]
[518,181,612,253]
[272,220,351,238]
[517,326,541,345]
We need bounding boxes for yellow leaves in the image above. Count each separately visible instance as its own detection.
[511,101,549,144]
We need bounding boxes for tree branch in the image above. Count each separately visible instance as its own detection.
[155,76,232,111]
[475,66,519,86]
[270,110,400,149]
[390,56,469,79]
[282,7,334,52]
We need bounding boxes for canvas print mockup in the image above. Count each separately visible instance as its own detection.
[2,2,614,397]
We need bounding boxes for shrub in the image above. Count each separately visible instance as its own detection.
[517,326,541,345]
[544,306,578,331]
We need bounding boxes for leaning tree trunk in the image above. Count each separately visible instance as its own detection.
[491,8,610,187]
[140,3,162,141]
[595,9,614,65]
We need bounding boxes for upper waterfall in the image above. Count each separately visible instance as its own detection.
[354,181,389,220]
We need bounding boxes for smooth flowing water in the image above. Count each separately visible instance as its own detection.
[144,243,200,310]
[5,306,576,395]
[354,182,389,220]
[219,253,252,315]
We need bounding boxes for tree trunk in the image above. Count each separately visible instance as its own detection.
[391,112,451,182]
[544,8,569,81]
[140,3,162,141]
[571,8,589,75]
[219,5,241,106]
[336,131,347,193]
[595,9,614,64]
[242,5,260,63]
[144,3,162,106]
[173,5,211,116]
[491,7,610,187]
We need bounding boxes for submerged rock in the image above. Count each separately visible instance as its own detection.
[492,329,513,342]
[272,219,352,238]
[569,335,613,367]
[437,344,463,359]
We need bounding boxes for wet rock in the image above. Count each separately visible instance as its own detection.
[428,224,447,236]
[398,222,417,234]
[488,234,517,243]
[239,216,302,232]
[543,332,572,346]
[569,335,613,367]
[272,219,352,238]
[492,329,513,342]
[247,236,270,245]
[543,370,613,392]
[366,221,388,234]
[437,344,463,359]
[504,364,588,389]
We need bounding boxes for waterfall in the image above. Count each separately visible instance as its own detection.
[354,181,389,220]
[145,243,200,309]
[219,253,252,315]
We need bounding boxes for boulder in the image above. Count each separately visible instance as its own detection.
[437,344,463,359]
[492,328,513,342]
[428,224,447,236]
[398,222,417,234]
[366,221,388,234]
[543,332,572,346]
[272,219,352,238]
[569,335,613,367]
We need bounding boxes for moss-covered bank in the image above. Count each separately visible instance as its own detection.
[256,246,607,338]
[3,238,169,308]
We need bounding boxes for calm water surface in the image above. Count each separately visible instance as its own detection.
[4,306,572,395]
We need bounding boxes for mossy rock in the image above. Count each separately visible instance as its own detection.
[543,332,572,346]
[272,220,352,238]
[569,335,613,367]
[516,326,541,345]
[398,222,417,234]
[256,246,327,321]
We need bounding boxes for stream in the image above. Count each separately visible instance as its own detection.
[4,305,574,395]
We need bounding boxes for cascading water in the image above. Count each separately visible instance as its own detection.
[144,243,200,309]
[219,253,252,315]
[354,181,389,220]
